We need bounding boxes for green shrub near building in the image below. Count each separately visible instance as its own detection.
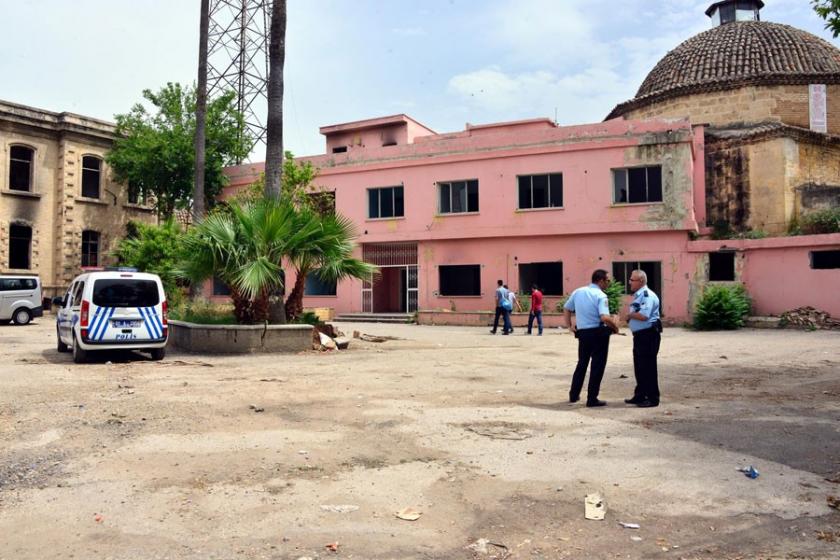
[694,284,752,330]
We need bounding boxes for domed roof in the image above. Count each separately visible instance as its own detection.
[608,21,840,119]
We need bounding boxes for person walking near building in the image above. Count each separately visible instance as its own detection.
[563,269,619,407]
[504,284,522,333]
[527,284,543,335]
[624,269,662,408]
[490,280,512,335]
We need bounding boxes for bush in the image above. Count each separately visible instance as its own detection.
[113,219,185,306]
[294,310,320,326]
[170,301,236,325]
[518,293,531,313]
[555,295,570,313]
[800,208,840,235]
[604,279,625,315]
[693,284,752,330]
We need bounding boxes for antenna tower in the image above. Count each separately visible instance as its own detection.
[207,0,272,161]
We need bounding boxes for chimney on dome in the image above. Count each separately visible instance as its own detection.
[706,1,763,26]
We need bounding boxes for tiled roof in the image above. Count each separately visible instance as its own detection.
[608,22,840,119]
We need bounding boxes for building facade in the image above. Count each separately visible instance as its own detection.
[0,100,157,297]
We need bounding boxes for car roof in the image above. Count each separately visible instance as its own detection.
[71,271,162,282]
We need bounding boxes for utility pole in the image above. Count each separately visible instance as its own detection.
[194,0,210,222]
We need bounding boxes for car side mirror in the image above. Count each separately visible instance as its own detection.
[52,296,65,307]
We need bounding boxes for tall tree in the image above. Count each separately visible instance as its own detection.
[193,0,210,221]
[264,0,287,198]
[813,0,840,37]
[107,83,251,218]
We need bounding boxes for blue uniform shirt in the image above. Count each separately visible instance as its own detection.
[564,284,609,329]
[628,286,660,332]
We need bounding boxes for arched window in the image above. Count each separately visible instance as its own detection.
[81,230,100,267]
[9,145,34,192]
[9,224,32,269]
[81,156,102,199]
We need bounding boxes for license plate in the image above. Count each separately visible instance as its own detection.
[112,320,141,328]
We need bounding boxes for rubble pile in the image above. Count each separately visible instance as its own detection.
[779,307,840,330]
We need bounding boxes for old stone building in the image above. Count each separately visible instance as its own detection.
[0,100,157,297]
[608,0,840,235]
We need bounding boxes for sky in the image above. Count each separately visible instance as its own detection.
[1,0,836,159]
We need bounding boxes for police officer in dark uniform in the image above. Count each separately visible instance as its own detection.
[624,269,662,408]
[563,269,619,407]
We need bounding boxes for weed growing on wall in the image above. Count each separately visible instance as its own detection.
[694,284,752,330]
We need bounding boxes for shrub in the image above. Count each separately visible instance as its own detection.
[604,279,625,315]
[170,301,236,325]
[693,284,752,330]
[294,310,320,326]
[518,293,531,313]
[800,208,840,235]
[555,295,569,313]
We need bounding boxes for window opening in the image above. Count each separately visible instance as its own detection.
[517,173,563,209]
[332,146,347,154]
[612,261,662,300]
[518,262,563,295]
[81,156,102,199]
[9,224,32,269]
[438,179,478,214]
[613,166,662,204]
[439,264,481,296]
[9,146,34,192]
[709,252,736,281]
[304,270,337,296]
[128,182,145,204]
[811,250,840,270]
[368,186,404,218]
[212,275,231,296]
[81,230,100,267]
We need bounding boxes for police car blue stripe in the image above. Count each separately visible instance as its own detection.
[92,307,110,341]
[97,308,116,341]
[142,307,160,338]
[148,307,164,337]
[87,306,105,337]
[139,307,156,339]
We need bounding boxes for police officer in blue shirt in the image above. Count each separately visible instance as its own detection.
[563,269,619,407]
[624,269,662,408]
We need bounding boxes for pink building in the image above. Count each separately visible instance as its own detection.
[222,113,840,323]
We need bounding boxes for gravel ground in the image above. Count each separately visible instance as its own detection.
[0,319,839,559]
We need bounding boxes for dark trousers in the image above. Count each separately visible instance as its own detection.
[569,327,611,402]
[632,328,661,402]
[492,306,512,333]
[527,310,543,334]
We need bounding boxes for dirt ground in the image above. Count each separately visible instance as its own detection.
[1,319,839,560]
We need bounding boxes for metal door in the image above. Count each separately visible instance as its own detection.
[361,273,373,313]
[406,265,418,313]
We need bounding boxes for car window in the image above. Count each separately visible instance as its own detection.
[71,282,85,307]
[0,278,36,291]
[92,279,160,307]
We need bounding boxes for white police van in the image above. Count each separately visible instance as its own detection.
[54,269,168,363]
[0,275,43,325]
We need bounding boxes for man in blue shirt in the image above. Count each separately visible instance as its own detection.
[563,269,619,407]
[490,279,512,335]
[624,269,662,408]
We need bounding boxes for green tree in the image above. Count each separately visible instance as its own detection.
[112,219,185,307]
[264,0,287,198]
[107,83,251,218]
[813,0,840,37]
[177,197,374,324]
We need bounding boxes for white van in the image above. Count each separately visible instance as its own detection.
[54,269,168,363]
[0,275,43,325]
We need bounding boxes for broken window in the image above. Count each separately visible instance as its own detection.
[612,261,662,301]
[709,252,736,281]
[613,166,662,204]
[518,173,563,209]
[518,262,563,295]
[811,250,840,269]
[81,156,102,199]
[81,230,100,268]
[8,224,32,270]
[439,264,481,296]
[332,146,347,154]
[368,186,404,219]
[9,145,34,192]
[438,179,479,214]
[304,269,337,296]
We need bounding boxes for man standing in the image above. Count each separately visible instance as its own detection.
[624,269,662,408]
[563,269,619,407]
[490,280,512,335]
[527,284,543,335]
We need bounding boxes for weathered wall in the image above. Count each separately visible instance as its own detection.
[794,142,840,214]
[625,84,840,135]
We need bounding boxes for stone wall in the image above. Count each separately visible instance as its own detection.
[625,84,840,135]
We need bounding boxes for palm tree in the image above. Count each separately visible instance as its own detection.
[284,207,376,321]
[179,197,374,324]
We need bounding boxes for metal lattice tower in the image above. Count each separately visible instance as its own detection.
[207,0,272,161]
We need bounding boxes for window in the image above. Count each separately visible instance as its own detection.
[212,275,231,296]
[518,173,563,209]
[439,264,481,296]
[332,146,347,154]
[709,252,736,281]
[128,182,145,205]
[81,230,100,268]
[304,270,337,296]
[612,261,662,298]
[613,166,662,204]
[9,146,34,192]
[811,250,840,269]
[368,186,404,219]
[8,224,32,269]
[92,279,160,307]
[518,262,563,295]
[81,156,102,199]
[71,281,85,306]
[0,277,37,291]
[438,180,479,214]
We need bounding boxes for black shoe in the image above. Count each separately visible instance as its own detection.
[569,393,580,403]
[636,399,659,408]
[502,331,510,335]
[624,397,644,405]
[586,399,607,407]
[490,330,496,334]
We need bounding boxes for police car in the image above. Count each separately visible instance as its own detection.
[54,268,168,363]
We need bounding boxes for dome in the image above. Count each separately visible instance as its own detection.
[608,21,840,119]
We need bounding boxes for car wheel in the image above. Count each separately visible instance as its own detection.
[57,326,69,353]
[72,335,88,364]
[13,308,32,326]
[150,347,166,361]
